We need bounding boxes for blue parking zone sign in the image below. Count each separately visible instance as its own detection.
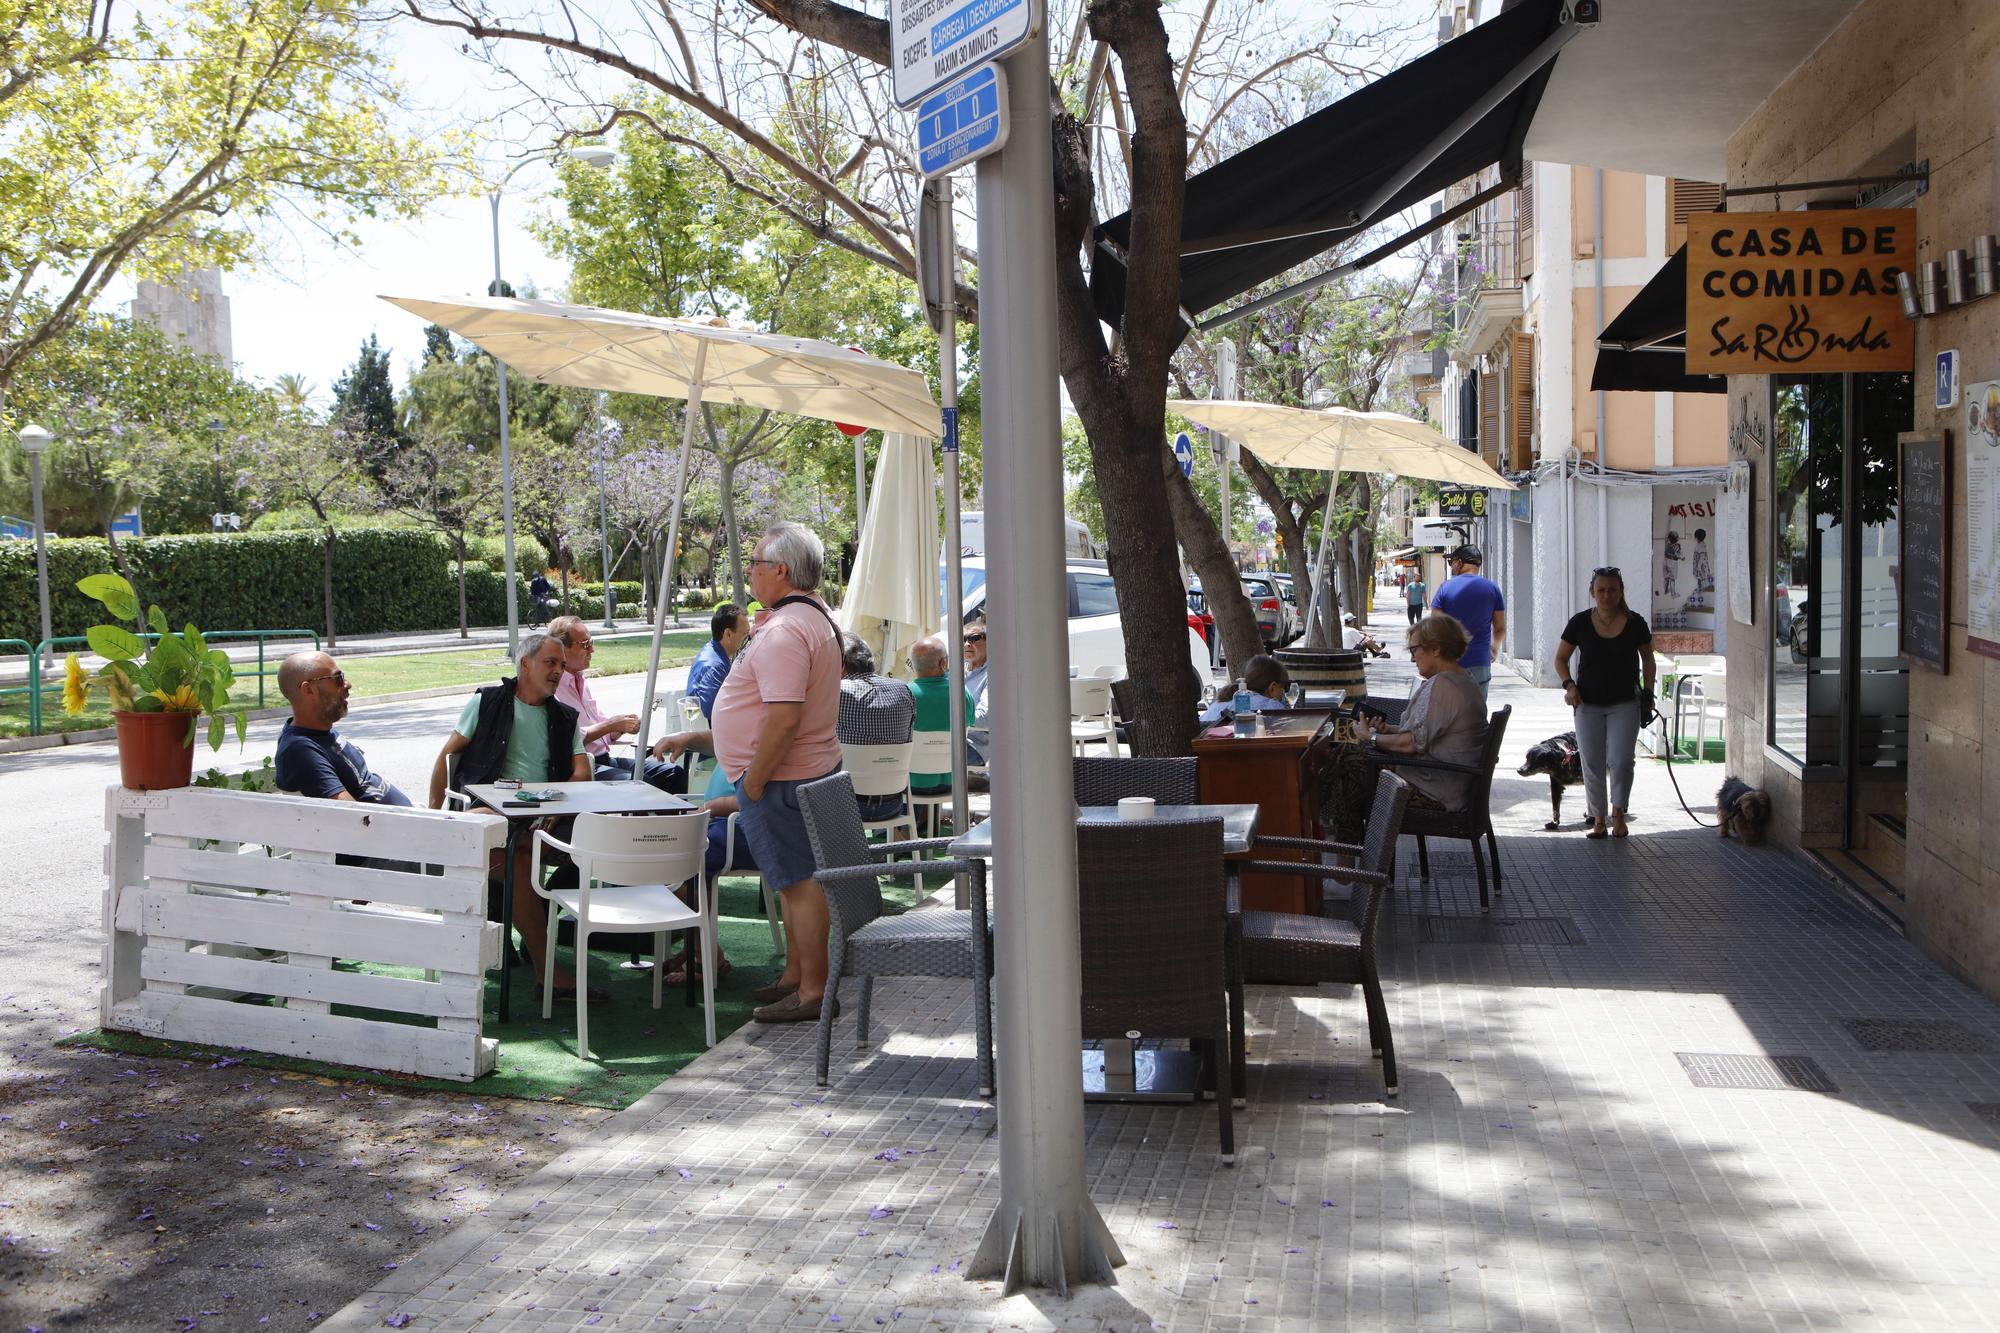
[918,65,1008,179]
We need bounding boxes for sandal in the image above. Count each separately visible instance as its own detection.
[1585,818,1608,840]
[1610,812,1630,839]
[664,954,732,987]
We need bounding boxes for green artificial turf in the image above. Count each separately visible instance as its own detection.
[58,874,940,1108]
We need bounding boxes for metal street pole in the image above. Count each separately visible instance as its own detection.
[19,422,54,648]
[965,30,1123,1295]
[490,191,520,659]
[934,176,971,900]
[597,393,616,628]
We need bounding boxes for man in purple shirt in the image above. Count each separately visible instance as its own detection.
[1427,545,1507,701]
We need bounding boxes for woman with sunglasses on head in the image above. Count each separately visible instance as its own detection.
[1555,567,1656,839]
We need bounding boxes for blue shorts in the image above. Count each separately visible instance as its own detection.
[736,768,839,892]
[1465,663,1492,701]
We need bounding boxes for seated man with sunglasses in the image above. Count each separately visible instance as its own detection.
[274,651,411,807]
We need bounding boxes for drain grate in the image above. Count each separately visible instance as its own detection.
[1967,1103,2000,1129]
[1419,915,1581,945]
[1841,1019,1999,1054]
[1676,1053,1839,1093]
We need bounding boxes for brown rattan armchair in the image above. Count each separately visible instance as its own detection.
[1077,817,1238,1163]
[1235,770,1412,1097]
[1370,704,1511,910]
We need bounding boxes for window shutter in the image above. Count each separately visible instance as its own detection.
[1478,368,1501,466]
[1668,178,1724,250]
[1518,171,1535,277]
[1509,332,1535,471]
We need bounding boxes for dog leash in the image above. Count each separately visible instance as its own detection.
[1651,691,1717,828]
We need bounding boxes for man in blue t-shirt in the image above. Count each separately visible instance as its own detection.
[273,652,411,806]
[1428,545,1507,701]
[686,603,749,721]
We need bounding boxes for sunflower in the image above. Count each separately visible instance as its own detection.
[62,653,90,715]
[148,684,202,712]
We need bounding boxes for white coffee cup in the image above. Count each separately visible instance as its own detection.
[1117,796,1156,821]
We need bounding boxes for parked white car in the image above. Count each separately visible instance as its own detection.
[952,556,1212,691]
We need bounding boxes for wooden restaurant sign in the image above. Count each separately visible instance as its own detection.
[1686,209,1915,374]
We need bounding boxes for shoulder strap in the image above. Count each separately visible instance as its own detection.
[771,593,842,647]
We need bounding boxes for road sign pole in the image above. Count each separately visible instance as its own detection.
[964,25,1123,1296]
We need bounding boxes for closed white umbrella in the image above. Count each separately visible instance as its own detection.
[381,292,943,764]
[1169,398,1516,642]
[839,432,941,676]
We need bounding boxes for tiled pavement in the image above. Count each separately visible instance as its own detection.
[328,610,2000,1331]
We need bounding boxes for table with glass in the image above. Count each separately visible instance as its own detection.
[950,802,1259,1102]
[462,780,692,1020]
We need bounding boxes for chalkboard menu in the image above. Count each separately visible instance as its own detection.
[1898,431,1950,672]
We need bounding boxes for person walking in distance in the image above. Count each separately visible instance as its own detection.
[1404,573,1428,626]
[1428,545,1505,699]
[1554,567,1657,840]
[710,522,846,1023]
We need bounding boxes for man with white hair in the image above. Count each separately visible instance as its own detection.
[710,521,845,1023]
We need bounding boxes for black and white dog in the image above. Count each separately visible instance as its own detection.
[1517,732,1583,830]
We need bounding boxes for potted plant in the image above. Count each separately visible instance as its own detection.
[61,574,245,790]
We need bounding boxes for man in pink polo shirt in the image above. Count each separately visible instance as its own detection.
[712,521,844,1023]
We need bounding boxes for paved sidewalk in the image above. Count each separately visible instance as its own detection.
[323,605,2000,1331]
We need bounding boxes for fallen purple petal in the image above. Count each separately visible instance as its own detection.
[1157,1222,1178,1230]
[385,1317,413,1329]
[868,1206,893,1220]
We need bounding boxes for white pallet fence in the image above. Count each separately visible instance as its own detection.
[101,786,507,1081]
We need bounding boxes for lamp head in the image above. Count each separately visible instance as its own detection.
[17,422,52,456]
[567,146,615,169]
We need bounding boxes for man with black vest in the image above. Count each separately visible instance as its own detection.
[428,632,594,998]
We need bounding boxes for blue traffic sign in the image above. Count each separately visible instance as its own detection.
[917,65,1008,179]
[1172,431,1195,478]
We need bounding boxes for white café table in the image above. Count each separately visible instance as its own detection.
[462,780,693,1020]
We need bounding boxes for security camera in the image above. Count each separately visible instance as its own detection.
[1570,0,1602,25]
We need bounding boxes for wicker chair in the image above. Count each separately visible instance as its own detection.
[1371,704,1511,910]
[1236,770,1411,1097]
[797,772,994,1096]
[1077,817,1237,1162]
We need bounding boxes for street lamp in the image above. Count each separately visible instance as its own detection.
[206,417,234,531]
[18,422,53,648]
[489,144,616,657]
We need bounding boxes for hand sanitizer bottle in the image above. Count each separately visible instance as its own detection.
[1232,678,1256,736]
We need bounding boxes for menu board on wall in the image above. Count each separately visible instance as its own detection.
[1725,460,1753,626]
[1967,381,2000,660]
[1897,432,1949,671]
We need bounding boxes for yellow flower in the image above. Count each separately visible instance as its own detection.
[62,653,90,715]
[149,684,202,712]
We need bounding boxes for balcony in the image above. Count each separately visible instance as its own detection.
[1400,347,1445,381]
[1448,214,1525,366]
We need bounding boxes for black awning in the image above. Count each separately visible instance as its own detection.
[1090,0,1571,331]
[1589,245,1725,394]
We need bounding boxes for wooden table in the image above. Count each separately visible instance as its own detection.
[1191,709,1335,916]
[950,803,1259,1103]
[463,780,691,1021]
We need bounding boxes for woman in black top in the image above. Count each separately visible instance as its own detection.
[1554,568,1656,839]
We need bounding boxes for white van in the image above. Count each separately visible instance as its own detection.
[951,555,1211,691]
[955,510,1095,560]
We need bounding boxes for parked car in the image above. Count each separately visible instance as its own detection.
[958,556,1212,691]
[1240,573,1293,647]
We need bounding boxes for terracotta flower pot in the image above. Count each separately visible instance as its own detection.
[113,709,198,791]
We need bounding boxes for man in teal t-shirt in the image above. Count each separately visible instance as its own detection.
[906,637,974,793]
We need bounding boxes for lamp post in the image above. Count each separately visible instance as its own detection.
[207,417,231,531]
[489,144,616,657]
[18,422,54,648]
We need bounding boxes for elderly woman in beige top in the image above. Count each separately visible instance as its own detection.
[1321,612,1490,842]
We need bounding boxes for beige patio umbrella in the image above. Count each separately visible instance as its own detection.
[381,293,942,764]
[839,432,941,678]
[1169,398,1516,642]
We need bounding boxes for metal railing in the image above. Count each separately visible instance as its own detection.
[13,629,319,737]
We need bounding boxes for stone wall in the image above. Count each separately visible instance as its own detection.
[1725,0,2000,994]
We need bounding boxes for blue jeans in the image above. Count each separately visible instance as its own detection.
[1465,663,1492,702]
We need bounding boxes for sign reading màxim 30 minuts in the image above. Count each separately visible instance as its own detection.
[1685,209,1915,375]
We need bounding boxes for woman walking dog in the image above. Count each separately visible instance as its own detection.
[1554,568,1656,840]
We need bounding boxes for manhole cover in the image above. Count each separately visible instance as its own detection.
[1967,1103,2000,1129]
[1676,1053,1838,1093]
[1419,915,1581,945]
[1841,1019,1999,1054]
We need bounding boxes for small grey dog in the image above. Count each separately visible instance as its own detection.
[1716,776,1773,845]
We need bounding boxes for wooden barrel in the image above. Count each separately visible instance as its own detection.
[1275,647,1367,698]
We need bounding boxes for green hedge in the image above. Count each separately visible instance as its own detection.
[0,529,528,643]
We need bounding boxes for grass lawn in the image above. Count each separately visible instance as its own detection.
[0,631,706,740]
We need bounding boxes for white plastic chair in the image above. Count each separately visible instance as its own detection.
[908,728,960,837]
[530,810,717,1058]
[719,809,784,954]
[840,741,919,852]
[1069,676,1120,757]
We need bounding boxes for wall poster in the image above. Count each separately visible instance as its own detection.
[1967,381,2000,660]
[1726,460,1754,627]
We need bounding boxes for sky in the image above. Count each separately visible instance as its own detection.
[104,0,1444,408]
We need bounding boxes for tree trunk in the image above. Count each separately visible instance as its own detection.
[454,535,469,639]
[1162,452,1262,676]
[102,510,139,612]
[1239,453,1325,640]
[720,455,744,608]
